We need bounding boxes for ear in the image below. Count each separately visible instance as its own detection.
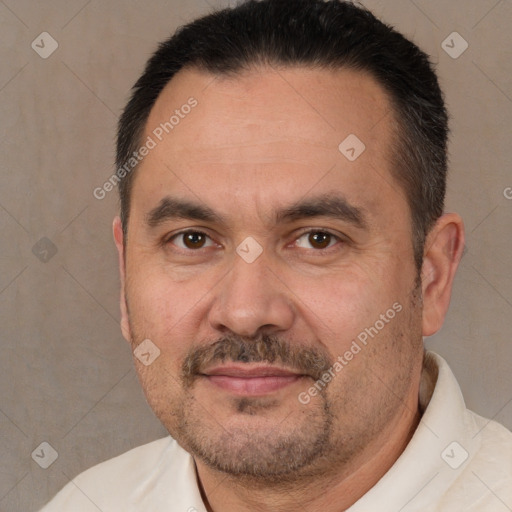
[113,216,132,343]
[420,213,465,337]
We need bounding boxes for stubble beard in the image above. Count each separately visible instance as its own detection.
[129,282,423,486]
[170,334,341,485]
[172,387,337,486]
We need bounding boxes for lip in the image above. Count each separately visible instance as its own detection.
[201,365,305,395]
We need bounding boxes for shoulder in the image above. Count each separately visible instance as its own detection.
[38,436,200,512]
[469,410,512,482]
[443,410,512,510]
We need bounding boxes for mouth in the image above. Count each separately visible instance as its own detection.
[200,364,306,396]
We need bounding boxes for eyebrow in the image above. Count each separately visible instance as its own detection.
[146,194,368,230]
[275,194,367,229]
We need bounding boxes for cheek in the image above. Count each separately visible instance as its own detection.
[125,268,212,368]
[290,266,402,348]
[126,261,189,325]
[133,358,185,433]
[126,281,170,336]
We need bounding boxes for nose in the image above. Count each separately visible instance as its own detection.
[207,251,295,338]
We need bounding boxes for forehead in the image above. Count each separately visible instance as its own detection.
[130,65,405,227]
[146,64,392,152]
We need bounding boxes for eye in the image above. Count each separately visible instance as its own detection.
[294,230,340,250]
[168,230,216,250]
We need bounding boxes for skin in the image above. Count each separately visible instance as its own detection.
[113,66,465,511]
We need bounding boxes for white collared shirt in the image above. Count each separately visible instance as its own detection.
[40,352,512,511]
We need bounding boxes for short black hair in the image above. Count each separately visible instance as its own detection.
[116,0,448,270]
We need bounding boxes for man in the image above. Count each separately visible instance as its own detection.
[41,0,512,510]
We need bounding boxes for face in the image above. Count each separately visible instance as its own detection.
[116,66,425,482]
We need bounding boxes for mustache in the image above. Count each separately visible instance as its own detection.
[181,333,334,387]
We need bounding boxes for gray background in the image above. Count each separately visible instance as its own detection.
[1,0,511,511]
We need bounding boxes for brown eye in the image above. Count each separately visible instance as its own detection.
[295,230,339,250]
[308,232,331,249]
[183,232,206,249]
[170,231,214,250]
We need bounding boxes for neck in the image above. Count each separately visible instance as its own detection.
[195,391,421,512]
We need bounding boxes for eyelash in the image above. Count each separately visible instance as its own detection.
[165,228,345,253]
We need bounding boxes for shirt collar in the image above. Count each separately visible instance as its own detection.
[347,350,481,511]
[184,351,480,512]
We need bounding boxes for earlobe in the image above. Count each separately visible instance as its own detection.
[113,217,132,343]
[421,213,465,337]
